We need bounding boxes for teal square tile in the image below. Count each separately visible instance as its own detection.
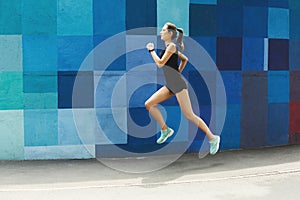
[0,35,22,71]
[58,0,93,35]
[23,72,57,93]
[0,72,23,110]
[157,0,189,36]
[22,0,57,34]
[24,109,58,146]
[0,0,22,34]
[24,93,57,109]
[268,8,290,39]
[290,0,300,10]
[0,110,24,160]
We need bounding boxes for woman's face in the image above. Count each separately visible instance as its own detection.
[160,24,172,41]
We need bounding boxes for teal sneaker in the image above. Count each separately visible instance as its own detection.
[156,127,174,144]
[209,136,220,155]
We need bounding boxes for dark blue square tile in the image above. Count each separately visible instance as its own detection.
[190,4,216,36]
[217,37,242,70]
[268,39,289,70]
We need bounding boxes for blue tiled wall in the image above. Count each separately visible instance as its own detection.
[0,0,299,160]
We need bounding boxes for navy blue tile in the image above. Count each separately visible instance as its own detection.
[268,39,289,70]
[242,37,265,70]
[217,5,243,37]
[129,84,158,108]
[268,103,289,146]
[217,37,242,70]
[241,71,268,148]
[243,7,268,37]
[221,71,242,104]
[190,105,211,141]
[190,4,216,36]
[268,0,289,8]
[217,0,244,7]
[243,0,268,7]
[190,36,216,62]
[188,71,213,105]
[58,71,94,108]
[220,104,241,150]
[126,0,156,34]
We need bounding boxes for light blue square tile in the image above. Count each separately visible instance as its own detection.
[24,145,94,160]
[0,35,22,71]
[58,109,82,145]
[71,109,98,145]
[157,0,189,36]
[58,0,93,35]
[24,109,58,146]
[95,71,127,108]
[0,110,24,160]
[268,8,290,39]
[95,108,127,144]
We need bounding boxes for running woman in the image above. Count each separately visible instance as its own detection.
[145,22,220,155]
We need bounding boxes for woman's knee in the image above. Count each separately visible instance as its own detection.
[145,100,154,111]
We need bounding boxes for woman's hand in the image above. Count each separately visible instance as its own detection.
[146,42,154,51]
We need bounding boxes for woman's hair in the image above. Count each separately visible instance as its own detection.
[166,22,184,51]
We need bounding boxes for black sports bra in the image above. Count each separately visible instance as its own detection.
[159,48,179,71]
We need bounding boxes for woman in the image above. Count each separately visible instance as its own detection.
[145,22,220,155]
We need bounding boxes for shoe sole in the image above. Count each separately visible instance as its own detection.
[157,129,174,144]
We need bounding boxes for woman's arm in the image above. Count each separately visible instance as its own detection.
[178,51,188,73]
[147,43,176,68]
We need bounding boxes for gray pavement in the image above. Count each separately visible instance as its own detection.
[1,145,300,200]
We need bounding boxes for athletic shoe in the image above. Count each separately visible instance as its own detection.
[156,127,174,144]
[209,136,220,155]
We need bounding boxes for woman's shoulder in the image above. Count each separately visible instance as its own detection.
[166,42,177,53]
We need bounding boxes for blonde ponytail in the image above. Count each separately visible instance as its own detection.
[176,28,184,51]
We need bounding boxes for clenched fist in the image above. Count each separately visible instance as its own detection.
[146,42,154,51]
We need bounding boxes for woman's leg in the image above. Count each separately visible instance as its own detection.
[145,86,174,130]
[175,89,215,140]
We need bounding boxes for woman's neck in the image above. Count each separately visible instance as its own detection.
[165,40,173,47]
